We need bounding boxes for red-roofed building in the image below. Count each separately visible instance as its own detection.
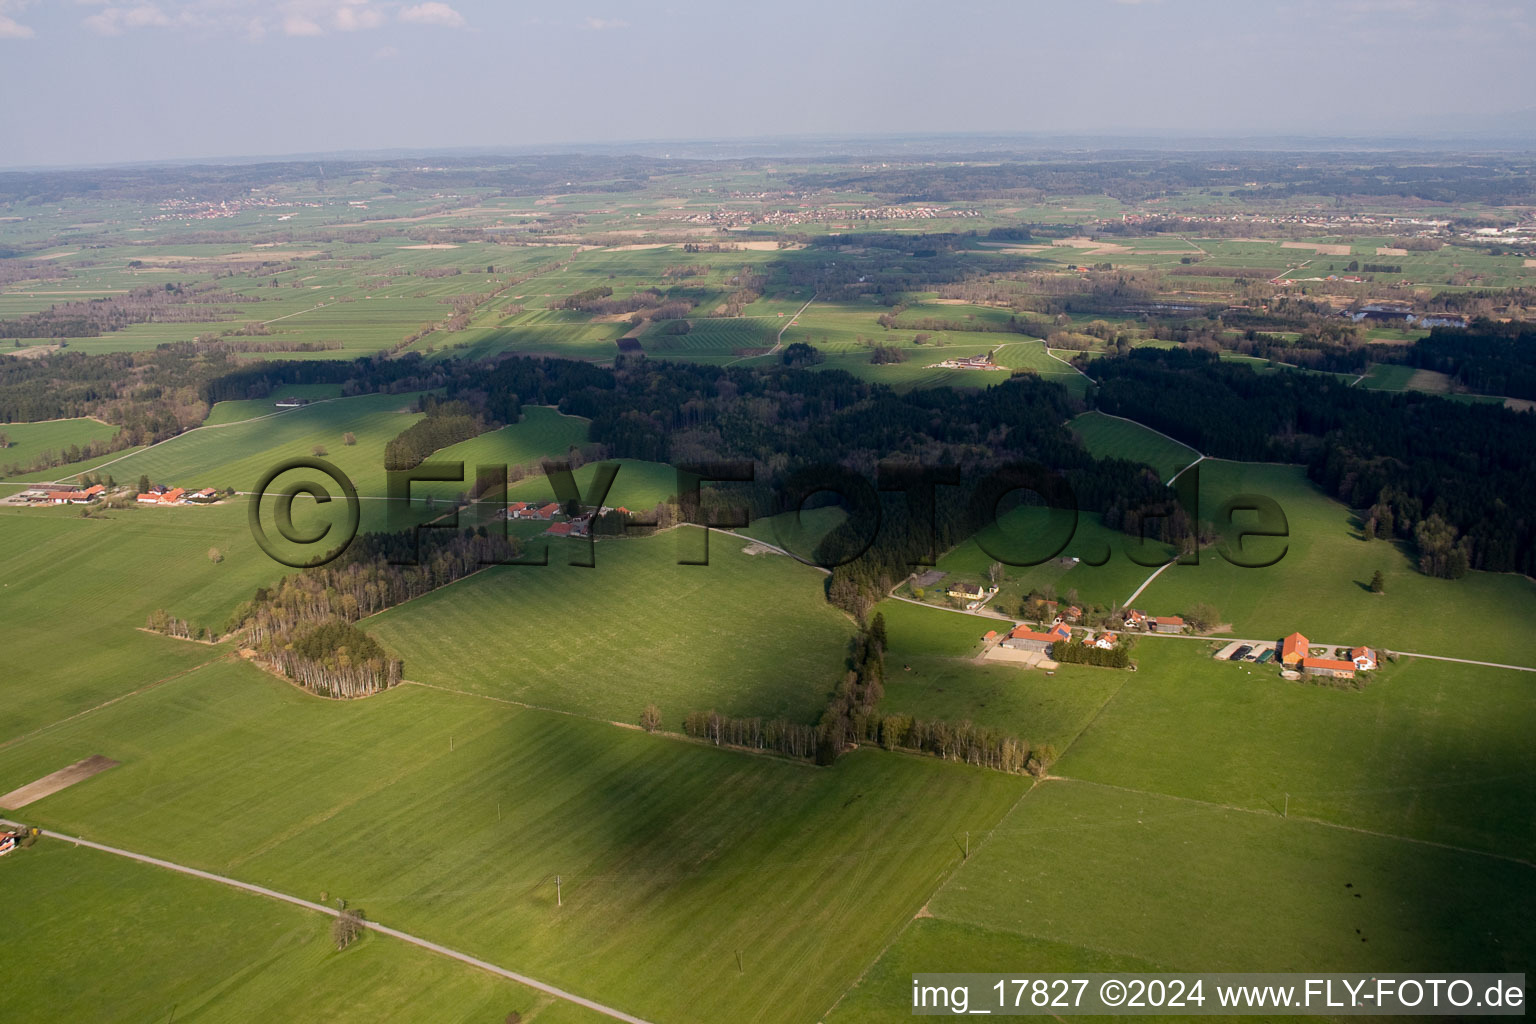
[545,522,573,537]
[1124,609,1148,630]
[1301,656,1355,679]
[48,484,105,504]
[1004,628,1059,653]
[1280,631,1309,667]
[983,630,998,642]
[533,502,560,520]
[1151,615,1184,634]
[1087,632,1119,650]
[1350,646,1377,671]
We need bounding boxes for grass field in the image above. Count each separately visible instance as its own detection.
[202,382,344,426]
[829,780,1533,1020]
[0,508,280,740]
[0,417,124,478]
[1069,410,1201,483]
[1135,459,1536,665]
[874,599,1129,754]
[366,527,853,724]
[501,457,681,513]
[4,841,573,1023]
[1056,639,1536,858]
[0,658,1026,1024]
[927,506,1174,612]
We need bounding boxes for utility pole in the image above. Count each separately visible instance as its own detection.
[556,875,562,907]
[736,950,744,974]
[1284,793,1289,818]
[964,831,970,860]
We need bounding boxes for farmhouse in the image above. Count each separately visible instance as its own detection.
[1124,609,1148,630]
[1301,656,1356,680]
[1350,646,1378,671]
[1150,615,1185,634]
[136,487,186,505]
[545,521,573,537]
[47,484,105,504]
[1280,631,1309,667]
[275,396,310,408]
[532,502,560,520]
[982,630,998,642]
[1085,631,1119,650]
[505,501,529,518]
[947,583,986,601]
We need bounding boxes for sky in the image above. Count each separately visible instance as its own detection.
[1,0,1534,167]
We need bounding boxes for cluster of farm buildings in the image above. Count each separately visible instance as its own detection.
[501,501,632,538]
[926,353,1005,371]
[136,485,219,506]
[14,482,218,507]
[980,603,1183,658]
[17,483,108,505]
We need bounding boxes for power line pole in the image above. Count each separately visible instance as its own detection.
[1284,793,1289,818]
[556,875,562,907]
[964,831,969,860]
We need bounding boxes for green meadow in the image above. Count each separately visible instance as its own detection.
[874,599,1129,755]
[4,842,570,1024]
[365,527,853,724]
[1057,640,1536,858]
[0,417,123,478]
[0,658,1025,1024]
[830,780,1532,1020]
[928,506,1173,612]
[1069,410,1201,483]
[1135,459,1536,664]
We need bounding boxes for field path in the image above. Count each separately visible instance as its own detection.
[724,291,816,366]
[1122,558,1178,608]
[0,819,655,1024]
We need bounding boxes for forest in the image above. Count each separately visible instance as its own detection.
[1091,348,1536,576]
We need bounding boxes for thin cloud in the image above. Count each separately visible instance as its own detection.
[583,15,628,30]
[84,3,174,35]
[399,2,464,28]
[0,0,34,38]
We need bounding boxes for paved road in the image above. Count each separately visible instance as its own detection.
[725,292,816,366]
[0,819,655,1024]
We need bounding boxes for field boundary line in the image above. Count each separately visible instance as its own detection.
[818,779,1043,1022]
[0,653,227,753]
[1046,777,1536,871]
[0,819,656,1024]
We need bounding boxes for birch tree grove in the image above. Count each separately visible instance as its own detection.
[236,528,519,699]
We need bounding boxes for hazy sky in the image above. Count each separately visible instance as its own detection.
[1,0,1533,167]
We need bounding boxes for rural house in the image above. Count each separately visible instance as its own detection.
[48,484,105,504]
[947,583,986,601]
[1280,631,1309,667]
[1151,615,1185,634]
[1350,646,1378,671]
